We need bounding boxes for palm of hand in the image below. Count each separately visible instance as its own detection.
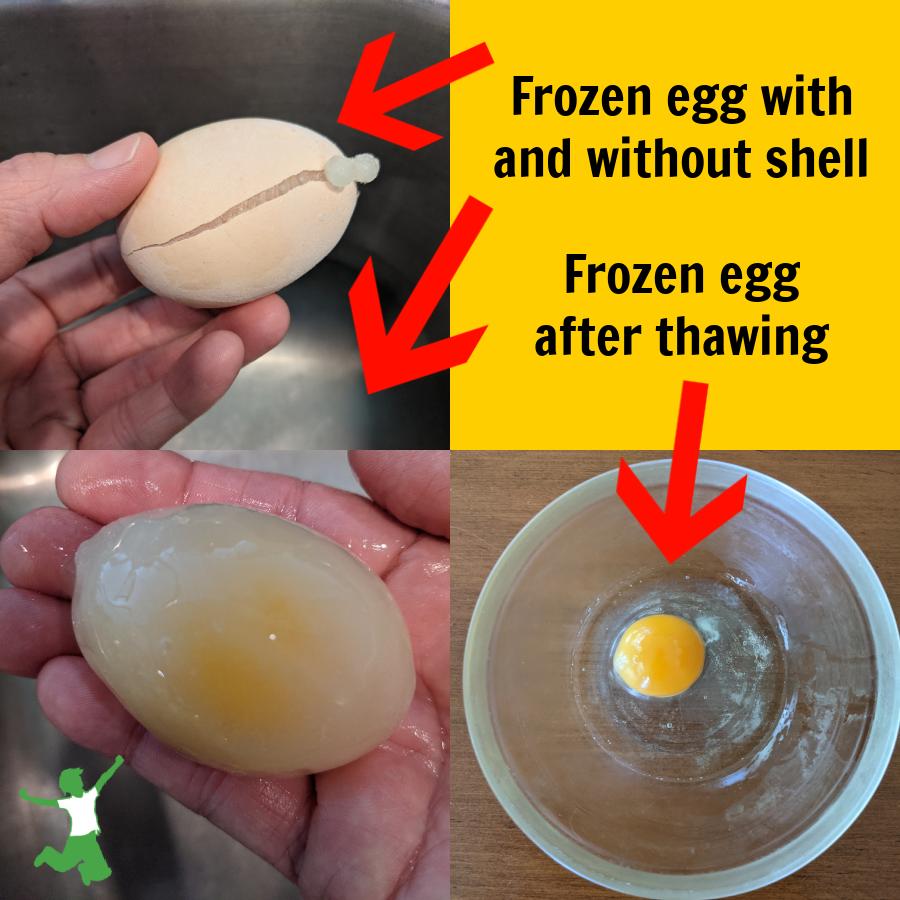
[0,452,448,899]
[1,235,287,449]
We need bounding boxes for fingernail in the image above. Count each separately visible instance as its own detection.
[86,133,141,170]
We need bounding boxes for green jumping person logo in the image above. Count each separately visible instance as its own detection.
[19,754,124,886]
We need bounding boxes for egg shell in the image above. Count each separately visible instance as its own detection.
[117,118,358,307]
[71,503,416,776]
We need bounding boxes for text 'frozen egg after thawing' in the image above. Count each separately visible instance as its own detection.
[72,504,415,776]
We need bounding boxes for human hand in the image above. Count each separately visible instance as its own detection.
[0,450,449,900]
[0,135,290,449]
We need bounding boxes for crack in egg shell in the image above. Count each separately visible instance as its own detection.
[117,119,361,308]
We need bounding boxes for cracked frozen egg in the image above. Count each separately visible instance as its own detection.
[117,118,378,307]
[72,503,415,775]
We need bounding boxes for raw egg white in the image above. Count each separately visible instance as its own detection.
[72,504,415,776]
[613,614,705,698]
[117,118,377,307]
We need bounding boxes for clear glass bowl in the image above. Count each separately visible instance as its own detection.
[463,460,900,899]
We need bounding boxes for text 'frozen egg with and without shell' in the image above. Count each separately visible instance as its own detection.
[72,504,414,776]
[117,118,380,307]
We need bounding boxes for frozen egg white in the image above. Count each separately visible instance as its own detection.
[72,504,415,775]
[117,118,378,307]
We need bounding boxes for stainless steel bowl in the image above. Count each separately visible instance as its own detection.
[0,0,449,449]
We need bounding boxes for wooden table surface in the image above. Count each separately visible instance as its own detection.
[450,451,900,900]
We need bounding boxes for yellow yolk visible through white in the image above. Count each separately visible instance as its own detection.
[613,614,705,698]
[71,504,416,776]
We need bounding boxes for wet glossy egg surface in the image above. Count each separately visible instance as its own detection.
[72,504,415,775]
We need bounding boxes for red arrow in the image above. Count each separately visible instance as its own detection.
[349,196,490,392]
[338,33,494,149]
[616,381,747,563]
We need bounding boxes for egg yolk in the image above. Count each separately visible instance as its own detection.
[613,614,705,697]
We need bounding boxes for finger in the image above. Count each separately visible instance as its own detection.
[56,450,417,574]
[349,451,450,539]
[0,505,100,597]
[382,537,449,710]
[0,588,81,677]
[37,654,313,880]
[1,235,140,330]
[298,682,444,900]
[61,292,211,381]
[4,340,86,449]
[79,330,245,449]
[0,134,158,287]
[78,293,289,420]
[37,656,138,757]
[398,760,449,900]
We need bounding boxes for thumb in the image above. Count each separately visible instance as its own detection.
[0,133,158,284]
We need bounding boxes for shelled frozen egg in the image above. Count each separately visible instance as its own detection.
[72,503,415,775]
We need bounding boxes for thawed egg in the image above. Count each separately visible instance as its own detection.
[72,504,415,775]
[613,614,705,698]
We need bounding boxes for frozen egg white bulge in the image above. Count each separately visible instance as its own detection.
[117,118,380,307]
[72,504,415,775]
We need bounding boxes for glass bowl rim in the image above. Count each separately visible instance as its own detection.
[462,458,900,900]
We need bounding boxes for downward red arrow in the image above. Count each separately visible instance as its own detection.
[349,196,491,393]
[338,33,494,149]
[617,381,747,563]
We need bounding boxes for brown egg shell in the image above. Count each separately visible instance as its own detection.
[118,118,358,307]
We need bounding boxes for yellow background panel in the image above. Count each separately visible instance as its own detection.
[450,2,896,448]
